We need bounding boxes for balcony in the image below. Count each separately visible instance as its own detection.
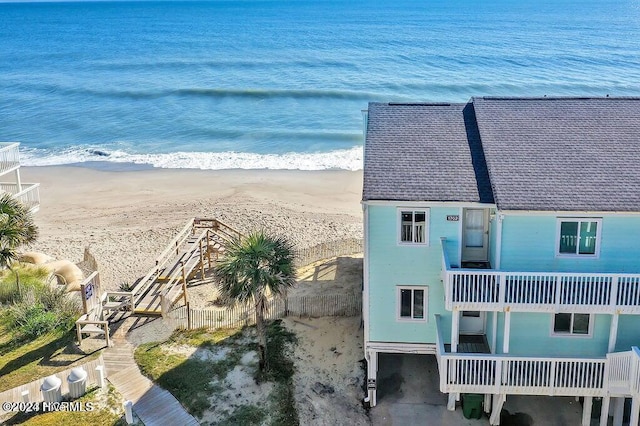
[0,183,40,213]
[0,143,21,177]
[441,238,640,314]
[435,315,640,398]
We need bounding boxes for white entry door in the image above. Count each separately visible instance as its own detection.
[459,311,485,335]
[461,208,489,263]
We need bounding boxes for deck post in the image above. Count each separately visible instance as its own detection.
[366,350,378,407]
[489,394,505,425]
[199,239,205,278]
[613,397,625,426]
[600,396,611,426]
[581,396,593,426]
[630,396,640,426]
[451,309,459,353]
[503,309,511,354]
[608,312,619,353]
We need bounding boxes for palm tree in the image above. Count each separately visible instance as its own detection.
[0,194,38,297]
[214,230,296,372]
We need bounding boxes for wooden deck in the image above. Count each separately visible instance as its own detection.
[131,218,240,316]
[458,334,491,354]
[103,323,199,426]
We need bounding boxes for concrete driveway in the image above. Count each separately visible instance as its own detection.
[370,353,585,426]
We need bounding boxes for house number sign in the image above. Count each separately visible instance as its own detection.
[447,215,460,221]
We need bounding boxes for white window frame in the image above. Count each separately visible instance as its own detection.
[396,286,428,322]
[397,208,429,246]
[551,313,593,338]
[555,218,602,258]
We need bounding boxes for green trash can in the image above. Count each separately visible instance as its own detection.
[462,393,484,420]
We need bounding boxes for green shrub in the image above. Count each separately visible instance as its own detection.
[0,265,48,304]
[5,286,81,338]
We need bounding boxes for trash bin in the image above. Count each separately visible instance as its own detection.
[41,375,63,403]
[462,393,484,419]
[67,367,88,399]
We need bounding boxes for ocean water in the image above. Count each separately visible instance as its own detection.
[1,0,640,171]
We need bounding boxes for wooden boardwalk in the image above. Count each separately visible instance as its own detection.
[103,322,199,425]
[131,218,240,316]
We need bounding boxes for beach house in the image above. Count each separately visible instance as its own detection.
[0,142,39,212]
[362,97,640,425]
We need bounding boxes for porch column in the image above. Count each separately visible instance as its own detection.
[14,168,22,192]
[630,396,640,426]
[451,309,459,353]
[366,350,378,407]
[608,312,619,353]
[613,397,625,426]
[491,312,498,354]
[600,396,611,426]
[503,309,511,354]
[581,396,593,426]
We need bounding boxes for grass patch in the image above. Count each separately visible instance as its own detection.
[262,320,299,426]
[3,386,127,425]
[134,321,299,425]
[134,327,247,418]
[0,320,101,392]
[218,404,267,426]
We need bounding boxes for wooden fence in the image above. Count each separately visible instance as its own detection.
[168,293,362,331]
[0,356,105,408]
[293,238,363,268]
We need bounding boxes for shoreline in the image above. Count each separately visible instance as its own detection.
[22,166,363,291]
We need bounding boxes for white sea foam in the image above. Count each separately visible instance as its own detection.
[20,146,364,171]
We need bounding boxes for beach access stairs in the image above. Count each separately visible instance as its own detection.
[127,218,242,316]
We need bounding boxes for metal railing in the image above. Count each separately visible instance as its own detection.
[441,238,640,314]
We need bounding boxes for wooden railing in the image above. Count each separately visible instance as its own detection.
[0,182,40,211]
[159,228,211,316]
[441,238,640,314]
[435,315,640,398]
[131,219,197,305]
[0,142,20,176]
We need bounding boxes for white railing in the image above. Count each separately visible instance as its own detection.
[439,353,607,396]
[434,315,640,398]
[0,182,40,211]
[441,238,640,314]
[0,142,20,176]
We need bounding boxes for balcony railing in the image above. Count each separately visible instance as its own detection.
[0,143,21,177]
[441,238,640,314]
[434,315,640,397]
[0,183,40,212]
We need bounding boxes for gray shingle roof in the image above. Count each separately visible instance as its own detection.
[364,97,640,212]
[472,97,640,212]
[363,102,494,203]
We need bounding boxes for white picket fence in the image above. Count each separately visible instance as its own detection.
[168,293,362,331]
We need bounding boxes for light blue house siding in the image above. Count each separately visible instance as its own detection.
[499,214,640,273]
[491,312,611,357]
[367,204,461,344]
[614,315,640,352]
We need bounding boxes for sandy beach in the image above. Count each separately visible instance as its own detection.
[17,165,369,424]
[22,166,363,291]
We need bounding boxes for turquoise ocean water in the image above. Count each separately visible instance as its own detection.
[1,0,640,170]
